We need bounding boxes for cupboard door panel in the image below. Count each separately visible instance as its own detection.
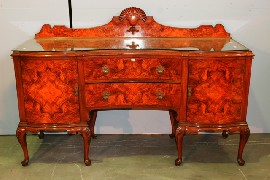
[187,58,246,124]
[21,59,80,123]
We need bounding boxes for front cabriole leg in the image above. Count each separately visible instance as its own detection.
[16,128,29,166]
[81,127,91,166]
[175,125,186,166]
[237,126,250,166]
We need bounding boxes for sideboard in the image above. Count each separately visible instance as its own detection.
[12,7,254,166]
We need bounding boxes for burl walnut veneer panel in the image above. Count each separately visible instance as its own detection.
[85,83,181,109]
[187,58,245,124]
[84,57,182,82]
[21,59,80,123]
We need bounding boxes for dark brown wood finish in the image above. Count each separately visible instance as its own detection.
[12,7,254,166]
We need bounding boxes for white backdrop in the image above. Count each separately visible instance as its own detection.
[0,0,269,134]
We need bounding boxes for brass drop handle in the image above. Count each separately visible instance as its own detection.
[74,85,78,96]
[188,87,192,97]
[102,92,110,100]
[156,65,165,75]
[156,92,164,100]
[102,65,110,74]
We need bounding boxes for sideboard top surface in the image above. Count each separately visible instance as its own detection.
[13,38,248,52]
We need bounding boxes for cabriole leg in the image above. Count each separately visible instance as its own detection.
[222,130,229,139]
[38,130,44,139]
[237,126,250,166]
[16,128,29,166]
[175,126,186,166]
[89,111,97,139]
[81,127,91,166]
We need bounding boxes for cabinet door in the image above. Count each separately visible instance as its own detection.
[21,59,80,123]
[187,58,246,124]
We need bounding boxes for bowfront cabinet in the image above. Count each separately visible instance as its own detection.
[12,7,254,166]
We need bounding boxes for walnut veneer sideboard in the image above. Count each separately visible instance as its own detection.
[12,7,254,166]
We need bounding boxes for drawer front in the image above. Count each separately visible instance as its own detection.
[84,57,182,82]
[85,83,181,108]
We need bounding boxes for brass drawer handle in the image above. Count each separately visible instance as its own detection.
[156,92,164,100]
[74,85,78,96]
[102,65,109,74]
[156,65,164,75]
[102,92,110,100]
[188,87,192,97]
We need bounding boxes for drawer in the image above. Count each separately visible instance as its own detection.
[85,83,181,109]
[84,57,182,82]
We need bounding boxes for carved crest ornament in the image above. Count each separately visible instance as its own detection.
[119,7,147,34]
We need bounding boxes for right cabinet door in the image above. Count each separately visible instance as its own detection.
[187,57,246,124]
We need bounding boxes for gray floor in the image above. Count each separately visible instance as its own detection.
[0,133,269,180]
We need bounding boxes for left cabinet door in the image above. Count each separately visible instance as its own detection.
[20,59,80,123]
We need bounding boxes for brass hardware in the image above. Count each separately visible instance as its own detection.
[102,92,110,100]
[74,85,78,96]
[156,65,164,75]
[102,65,109,74]
[188,87,192,97]
[156,92,164,100]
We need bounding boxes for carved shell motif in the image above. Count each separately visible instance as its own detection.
[119,7,147,26]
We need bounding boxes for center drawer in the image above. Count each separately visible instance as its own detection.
[84,57,182,82]
[85,83,181,109]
